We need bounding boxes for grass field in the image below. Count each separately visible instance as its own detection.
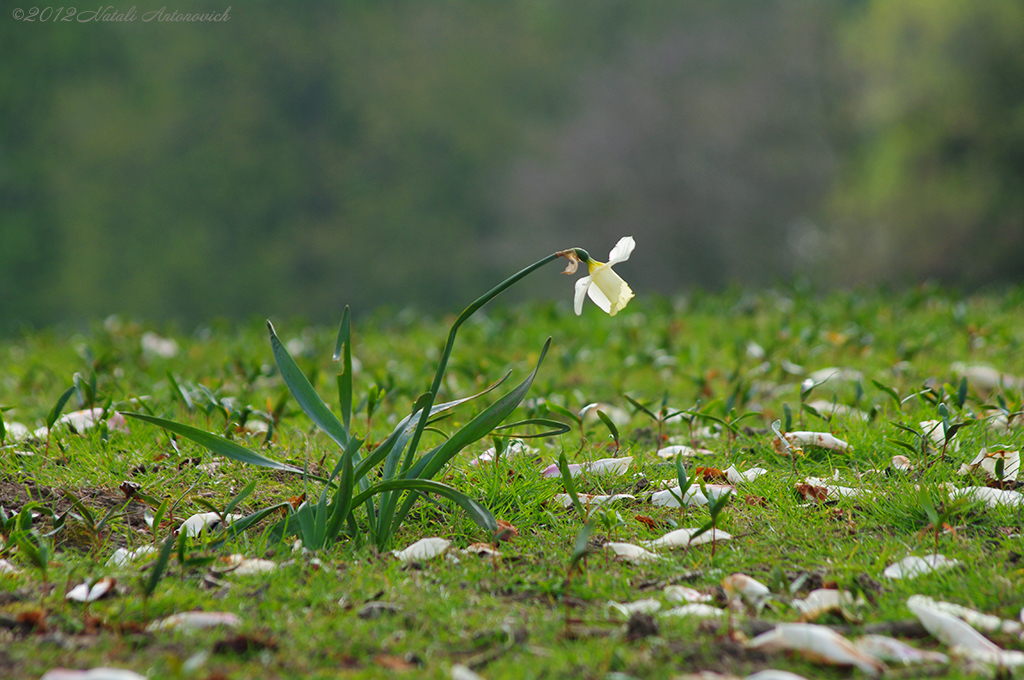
[2,285,1024,679]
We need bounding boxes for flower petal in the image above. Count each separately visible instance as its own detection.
[590,265,633,315]
[607,236,635,265]
[573,276,592,315]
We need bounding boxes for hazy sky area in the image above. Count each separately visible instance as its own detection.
[2,1,1022,330]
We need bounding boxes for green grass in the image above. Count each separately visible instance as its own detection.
[2,286,1024,679]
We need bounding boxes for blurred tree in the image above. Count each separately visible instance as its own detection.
[826,0,1024,286]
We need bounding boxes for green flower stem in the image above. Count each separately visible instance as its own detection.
[402,251,563,473]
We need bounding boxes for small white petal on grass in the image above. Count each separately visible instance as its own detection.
[106,546,158,567]
[660,604,726,619]
[947,486,1024,508]
[33,407,130,439]
[541,456,633,478]
[951,646,1024,669]
[907,595,1002,654]
[920,420,959,451]
[664,585,712,604]
[891,455,914,471]
[853,634,949,665]
[461,543,501,558]
[746,623,886,676]
[450,664,485,680]
[744,671,814,680]
[882,554,959,579]
[147,611,241,632]
[6,421,31,440]
[650,483,734,508]
[799,477,868,500]
[392,537,450,562]
[607,598,662,618]
[958,448,1020,482]
[722,574,771,607]
[552,493,635,510]
[645,528,732,550]
[178,512,242,538]
[218,554,277,575]
[0,558,23,574]
[141,331,179,359]
[725,465,767,484]
[469,438,537,466]
[907,595,1022,635]
[66,577,116,603]
[606,542,660,564]
[40,668,148,680]
[780,431,849,452]
[656,445,714,459]
[791,589,865,622]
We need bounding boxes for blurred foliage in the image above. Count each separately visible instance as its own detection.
[1,1,1022,332]
[827,0,1024,286]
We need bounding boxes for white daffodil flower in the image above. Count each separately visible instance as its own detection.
[568,236,635,316]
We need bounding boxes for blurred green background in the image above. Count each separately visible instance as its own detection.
[2,0,1022,331]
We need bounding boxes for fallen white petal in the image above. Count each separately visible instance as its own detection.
[883,554,959,579]
[664,585,712,604]
[141,331,179,359]
[853,634,949,665]
[656,445,714,459]
[178,512,242,538]
[791,589,864,621]
[66,577,116,603]
[0,558,23,574]
[725,465,767,484]
[746,623,886,675]
[948,486,1024,508]
[392,537,451,562]
[147,611,241,631]
[784,432,849,451]
[722,574,771,605]
[645,527,732,550]
[951,645,1024,668]
[650,483,734,508]
[542,456,632,478]
[906,595,1002,654]
[801,477,869,500]
[106,546,158,567]
[606,542,660,564]
[907,595,1022,635]
[469,438,537,466]
[607,598,662,618]
[958,448,1020,482]
[743,671,813,680]
[33,407,130,439]
[450,664,485,680]
[660,603,725,619]
[920,420,959,451]
[221,554,277,575]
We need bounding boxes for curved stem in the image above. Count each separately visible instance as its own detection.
[401,251,561,473]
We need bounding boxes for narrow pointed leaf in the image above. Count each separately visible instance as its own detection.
[333,307,353,433]
[46,386,76,430]
[123,412,311,477]
[268,320,349,449]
